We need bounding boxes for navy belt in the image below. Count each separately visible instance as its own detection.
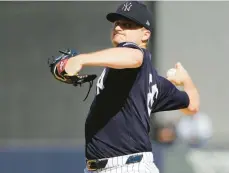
[86,154,143,171]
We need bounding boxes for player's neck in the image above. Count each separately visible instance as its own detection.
[139,43,147,49]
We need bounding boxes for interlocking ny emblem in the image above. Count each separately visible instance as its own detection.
[122,2,132,11]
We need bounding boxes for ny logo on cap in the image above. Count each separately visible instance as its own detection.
[122,2,132,12]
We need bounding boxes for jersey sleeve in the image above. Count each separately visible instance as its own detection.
[153,76,190,113]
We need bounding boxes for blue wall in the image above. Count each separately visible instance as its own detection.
[0,148,85,173]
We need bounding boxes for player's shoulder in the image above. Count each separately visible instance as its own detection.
[117,42,144,54]
[117,42,140,48]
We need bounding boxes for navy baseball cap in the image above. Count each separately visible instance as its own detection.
[106,1,153,31]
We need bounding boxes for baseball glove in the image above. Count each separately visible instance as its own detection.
[48,49,97,100]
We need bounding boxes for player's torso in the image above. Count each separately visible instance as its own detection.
[85,49,159,159]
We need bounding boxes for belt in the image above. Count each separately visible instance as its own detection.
[86,154,143,171]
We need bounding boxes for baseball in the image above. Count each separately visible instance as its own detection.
[167,68,176,77]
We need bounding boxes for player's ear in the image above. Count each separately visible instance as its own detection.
[141,28,151,42]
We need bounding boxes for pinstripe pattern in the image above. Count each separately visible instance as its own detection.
[84,152,159,173]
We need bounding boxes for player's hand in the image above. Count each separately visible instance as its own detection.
[166,62,191,86]
[64,57,83,76]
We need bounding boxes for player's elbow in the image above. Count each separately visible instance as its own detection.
[183,89,200,115]
[188,105,199,115]
[132,57,143,68]
[182,104,199,115]
[188,96,200,115]
[131,50,143,68]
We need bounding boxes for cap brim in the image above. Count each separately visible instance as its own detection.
[106,13,129,22]
[106,13,142,26]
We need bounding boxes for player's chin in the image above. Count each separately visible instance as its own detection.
[111,40,118,47]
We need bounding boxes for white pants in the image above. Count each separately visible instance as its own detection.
[84,152,159,173]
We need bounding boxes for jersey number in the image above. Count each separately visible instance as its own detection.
[96,68,106,95]
[147,74,159,116]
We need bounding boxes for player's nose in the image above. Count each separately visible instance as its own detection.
[113,24,122,31]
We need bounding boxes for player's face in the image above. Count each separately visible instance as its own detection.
[111,20,150,47]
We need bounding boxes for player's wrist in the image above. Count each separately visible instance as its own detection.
[70,54,84,66]
[75,54,89,66]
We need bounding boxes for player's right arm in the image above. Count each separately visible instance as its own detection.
[166,62,200,115]
[178,76,199,115]
[152,62,199,115]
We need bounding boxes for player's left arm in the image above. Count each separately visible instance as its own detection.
[64,42,143,75]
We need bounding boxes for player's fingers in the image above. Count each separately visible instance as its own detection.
[175,62,183,69]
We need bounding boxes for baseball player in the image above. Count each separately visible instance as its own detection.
[49,1,200,173]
